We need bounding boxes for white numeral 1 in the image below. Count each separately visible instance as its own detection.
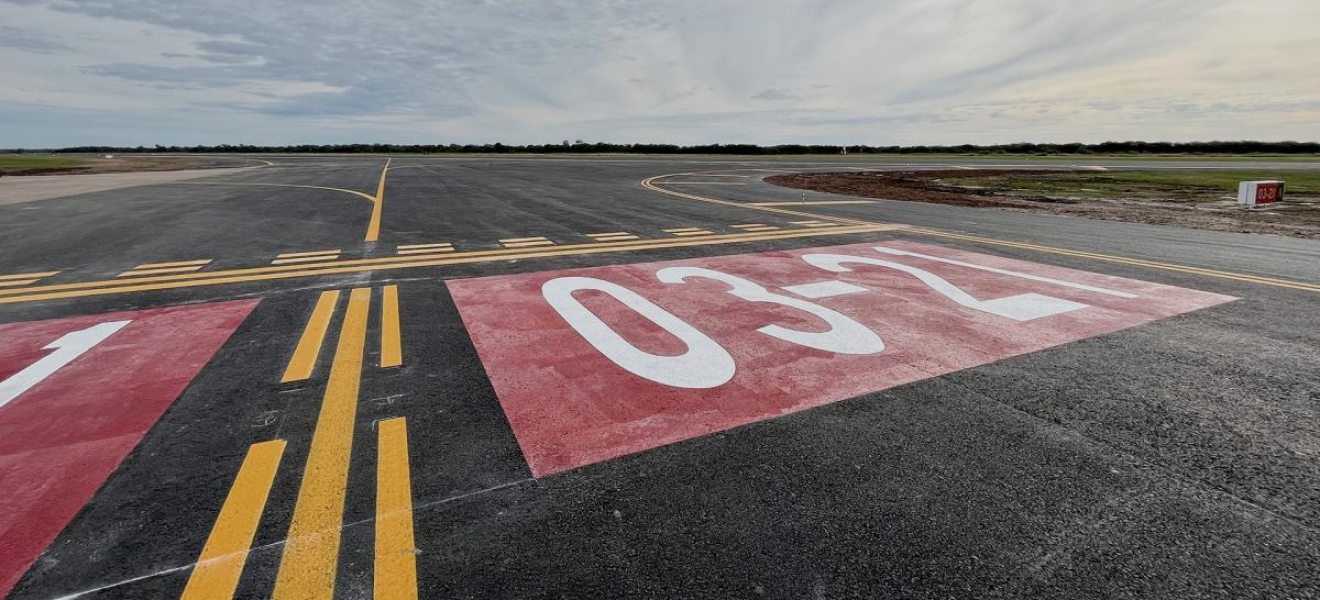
[542,277,735,389]
[0,320,132,409]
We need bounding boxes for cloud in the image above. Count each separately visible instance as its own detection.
[0,0,1317,147]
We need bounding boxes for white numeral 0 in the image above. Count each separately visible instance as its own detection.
[542,277,735,389]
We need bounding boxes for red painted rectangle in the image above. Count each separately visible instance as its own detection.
[449,241,1235,478]
[0,299,258,597]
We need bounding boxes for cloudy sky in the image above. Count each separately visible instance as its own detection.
[2,0,1317,148]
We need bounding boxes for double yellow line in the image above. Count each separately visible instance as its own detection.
[643,172,1320,294]
[0,224,898,306]
[181,287,416,600]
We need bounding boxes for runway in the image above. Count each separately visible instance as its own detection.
[2,154,1318,599]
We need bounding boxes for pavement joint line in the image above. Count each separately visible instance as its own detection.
[641,170,1320,294]
[277,250,342,259]
[0,225,899,305]
[180,440,286,600]
[133,259,212,270]
[117,265,206,277]
[380,285,402,369]
[0,271,59,281]
[281,290,341,383]
[374,418,418,600]
[273,288,371,600]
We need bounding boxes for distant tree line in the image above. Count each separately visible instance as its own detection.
[5,140,1319,155]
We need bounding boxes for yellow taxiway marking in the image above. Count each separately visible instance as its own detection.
[668,230,715,237]
[0,271,59,281]
[281,290,342,383]
[374,418,418,600]
[118,265,207,277]
[381,285,403,369]
[500,236,552,244]
[274,288,370,600]
[396,243,452,251]
[0,279,41,288]
[0,225,900,306]
[365,158,391,243]
[591,235,640,242]
[134,259,212,270]
[663,227,705,233]
[641,171,1320,295]
[587,232,630,238]
[180,440,286,600]
[661,181,747,185]
[277,250,341,259]
[753,200,876,206]
[501,237,555,248]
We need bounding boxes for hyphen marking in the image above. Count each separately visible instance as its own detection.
[374,418,418,600]
[281,290,341,383]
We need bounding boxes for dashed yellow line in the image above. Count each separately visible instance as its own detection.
[119,266,208,277]
[180,440,286,600]
[374,418,418,600]
[0,224,900,305]
[396,243,452,251]
[501,237,555,248]
[135,259,212,270]
[380,285,402,369]
[281,290,341,383]
[274,287,370,600]
[277,250,341,259]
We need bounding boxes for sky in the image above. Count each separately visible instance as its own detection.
[1,0,1318,148]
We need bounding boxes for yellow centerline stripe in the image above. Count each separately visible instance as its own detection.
[180,440,286,600]
[118,266,205,277]
[0,271,58,281]
[277,250,342,259]
[374,418,418,600]
[273,288,371,600]
[365,158,391,243]
[753,200,875,206]
[281,290,341,383]
[0,226,896,305]
[134,259,212,269]
[380,285,402,368]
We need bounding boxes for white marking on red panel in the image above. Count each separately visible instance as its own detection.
[448,241,1235,477]
[0,300,258,598]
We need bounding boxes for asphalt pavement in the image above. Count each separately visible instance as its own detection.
[1,155,1318,600]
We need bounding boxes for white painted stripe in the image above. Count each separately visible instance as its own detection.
[118,266,206,277]
[1,320,132,408]
[0,271,58,281]
[133,259,212,270]
[396,243,452,250]
[871,246,1138,298]
[277,250,341,259]
[781,280,869,299]
[396,248,456,255]
[272,255,340,265]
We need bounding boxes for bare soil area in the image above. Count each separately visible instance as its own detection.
[0,155,250,177]
[767,170,1320,240]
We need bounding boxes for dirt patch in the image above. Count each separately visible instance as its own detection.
[767,170,1320,240]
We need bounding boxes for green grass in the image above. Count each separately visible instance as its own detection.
[0,155,86,172]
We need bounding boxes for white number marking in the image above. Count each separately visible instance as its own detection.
[0,320,133,409]
[802,254,1088,322]
[781,280,869,300]
[655,267,885,355]
[871,246,1138,299]
[542,277,735,389]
